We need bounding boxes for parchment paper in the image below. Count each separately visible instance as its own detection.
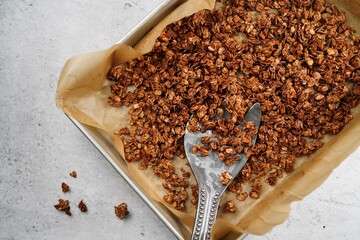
[56,0,360,239]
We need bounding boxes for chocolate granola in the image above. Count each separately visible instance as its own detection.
[108,0,360,212]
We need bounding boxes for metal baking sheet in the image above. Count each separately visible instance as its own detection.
[66,0,248,239]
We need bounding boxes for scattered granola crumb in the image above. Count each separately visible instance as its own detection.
[78,200,87,212]
[222,200,237,213]
[114,203,129,220]
[61,182,70,193]
[219,171,233,185]
[69,171,77,178]
[54,199,71,216]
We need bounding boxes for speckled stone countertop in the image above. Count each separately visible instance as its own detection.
[0,1,359,239]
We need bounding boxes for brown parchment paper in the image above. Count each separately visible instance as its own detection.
[56,0,360,239]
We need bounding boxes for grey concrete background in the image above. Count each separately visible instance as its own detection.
[0,1,359,239]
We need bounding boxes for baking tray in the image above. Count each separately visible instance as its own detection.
[66,0,248,239]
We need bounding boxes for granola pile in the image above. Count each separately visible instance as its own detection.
[108,0,360,212]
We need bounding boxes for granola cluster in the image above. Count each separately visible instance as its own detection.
[108,0,360,212]
[114,203,129,220]
[220,171,233,185]
[222,200,237,213]
[69,171,77,178]
[54,199,72,216]
[61,182,70,193]
[78,200,88,212]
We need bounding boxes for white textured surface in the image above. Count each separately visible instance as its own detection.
[0,1,359,240]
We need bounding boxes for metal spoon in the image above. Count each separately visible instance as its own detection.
[184,103,261,240]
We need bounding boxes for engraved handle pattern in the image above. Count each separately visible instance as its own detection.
[191,187,221,240]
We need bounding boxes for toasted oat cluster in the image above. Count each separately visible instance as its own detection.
[220,171,233,185]
[223,200,237,213]
[61,182,70,193]
[78,200,88,212]
[108,0,360,212]
[114,203,129,220]
[69,171,77,178]
[54,199,71,216]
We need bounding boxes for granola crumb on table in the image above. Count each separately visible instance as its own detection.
[78,200,88,212]
[115,203,129,220]
[108,0,360,213]
[61,182,70,193]
[54,199,71,216]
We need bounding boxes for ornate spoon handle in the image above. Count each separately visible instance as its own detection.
[191,184,221,240]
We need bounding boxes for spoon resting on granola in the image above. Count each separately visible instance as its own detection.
[184,102,261,240]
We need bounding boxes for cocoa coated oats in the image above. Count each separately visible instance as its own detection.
[61,182,70,193]
[220,171,233,185]
[108,0,360,212]
[54,199,71,216]
[78,200,88,212]
[223,200,237,213]
[69,171,77,178]
[114,203,129,220]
